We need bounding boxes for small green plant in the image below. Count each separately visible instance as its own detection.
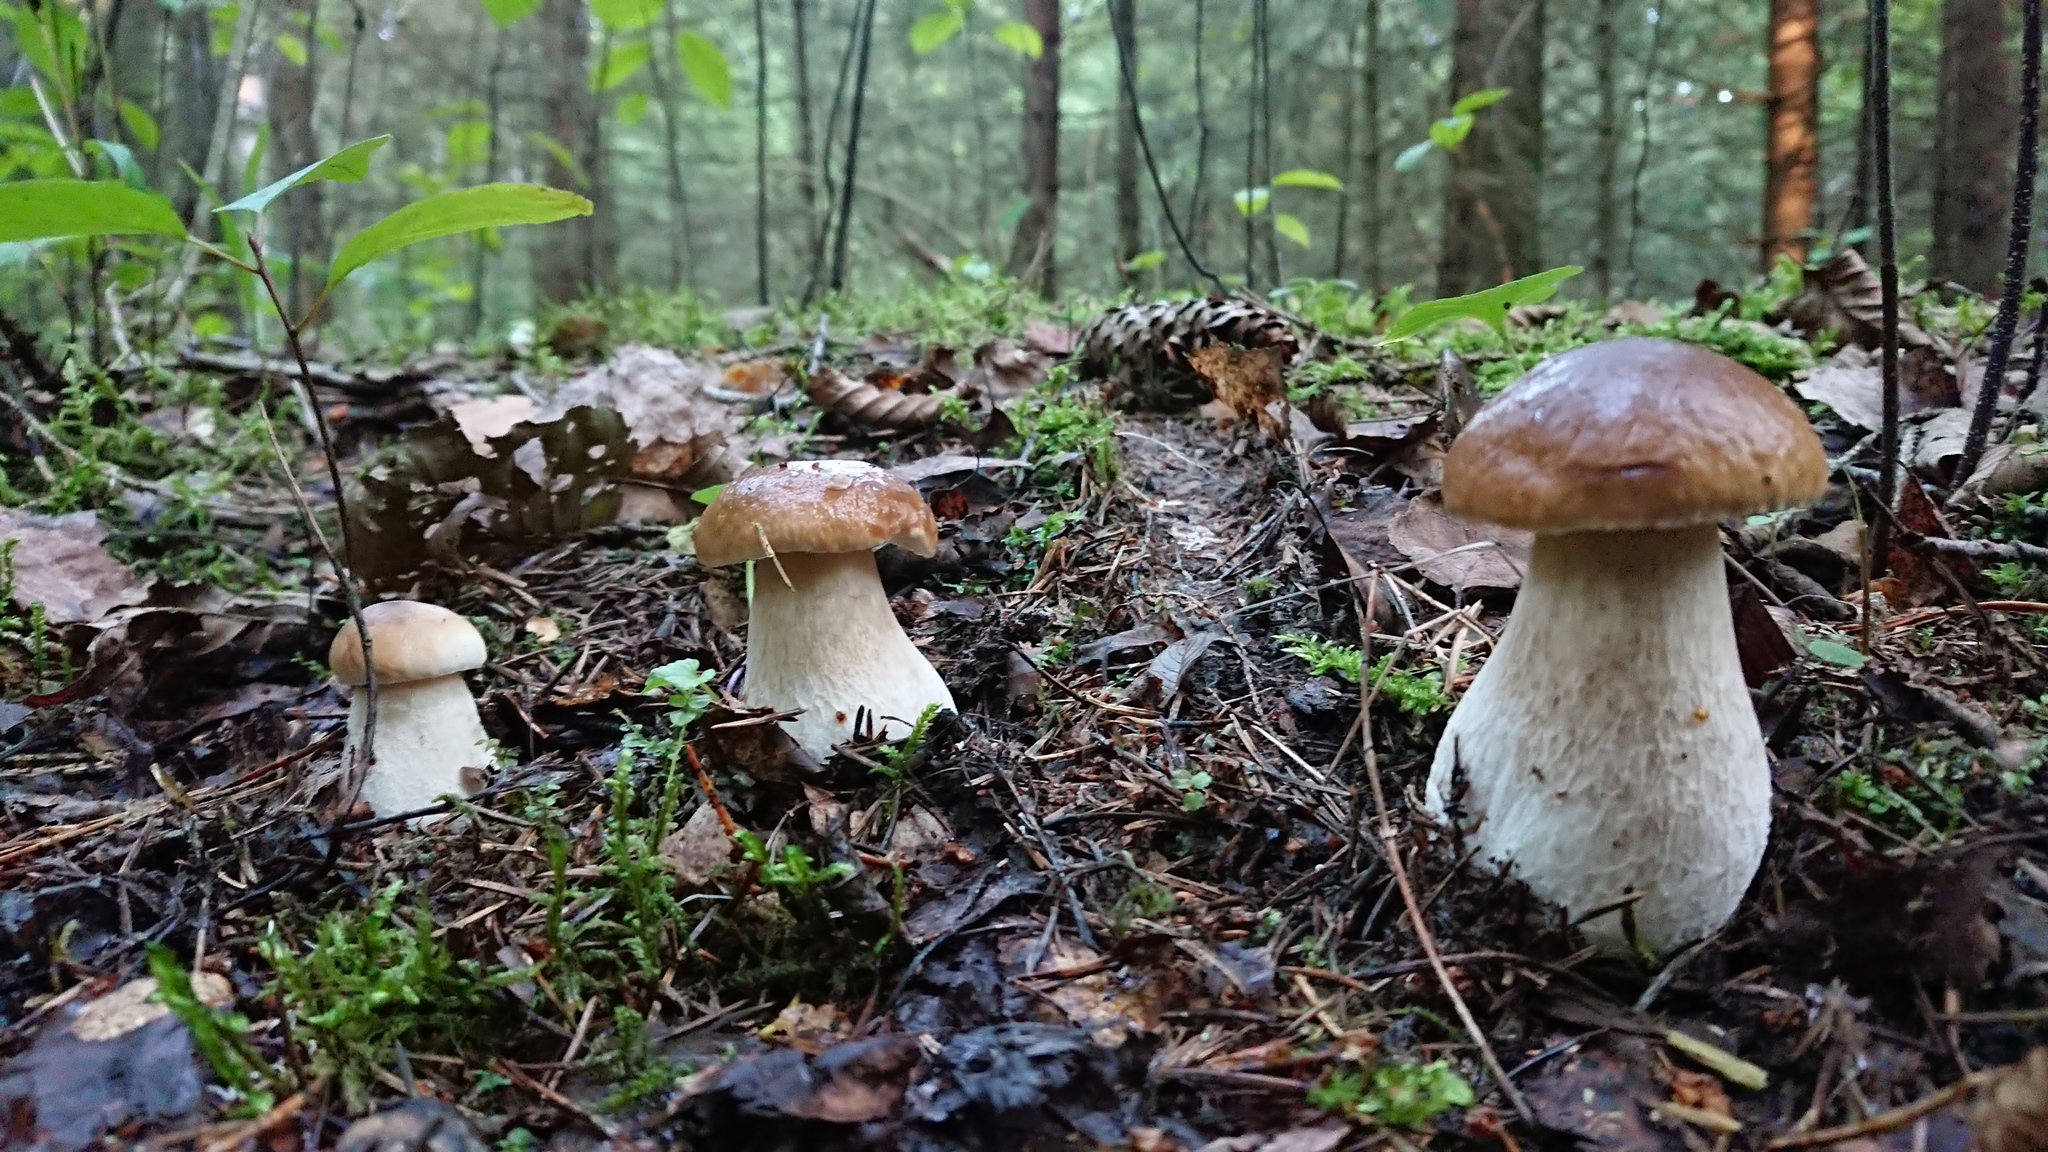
[1170,767,1214,811]
[260,882,520,1110]
[1835,735,2038,838]
[1242,574,1277,598]
[1309,1058,1476,1127]
[597,1005,691,1111]
[871,702,944,778]
[1110,874,1176,933]
[1277,635,1450,717]
[735,829,856,894]
[1986,561,2037,596]
[1008,367,1118,482]
[145,945,283,1114]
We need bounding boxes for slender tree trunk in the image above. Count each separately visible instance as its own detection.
[1333,5,1360,279]
[650,0,696,288]
[1763,0,1821,268]
[466,25,507,335]
[1005,0,1062,295]
[1436,0,1546,295]
[791,0,817,223]
[1934,0,2017,292]
[827,0,877,293]
[535,0,605,305]
[1110,0,1141,278]
[1363,0,1381,290]
[755,0,769,303]
[1847,8,1873,254]
[1190,0,1212,260]
[162,3,223,218]
[1591,0,1619,300]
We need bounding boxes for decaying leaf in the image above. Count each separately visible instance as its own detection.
[1188,344,1289,438]
[758,999,853,1056]
[443,394,540,455]
[1772,249,1934,350]
[1973,1049,2048,1152]
[1387,492,1532,593]
[662,802,735,887]
[335,1098,490,1152]
[1000,937,1161,1048]
[1887,476,1977,606]
[1953,439,2048,504]
[344,404,630,586]
[0,974,233,1152]
[0,510,147,625]
[1794,346,1958,433]
[544,344,758,486]
[807,366,961,429]
[679,1035,922,1124]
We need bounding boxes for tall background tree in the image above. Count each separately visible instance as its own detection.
[1763,0,1820,268]
[1437,0,1545,295]
[1933,0,2017,292]
[1006,0,1061,294]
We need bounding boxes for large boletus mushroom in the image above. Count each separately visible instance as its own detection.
[694,460,956,758]
[329,600,492,822]
[1426,338,1828,953]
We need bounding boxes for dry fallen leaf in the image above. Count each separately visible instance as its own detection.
[0,509,147,625]
[758,998,853,1055]
[1387,492,1533,593]
[545,344,762,486]
[1973,1048,2048,1152]
[445,395,541,456]
[661,802,735,888]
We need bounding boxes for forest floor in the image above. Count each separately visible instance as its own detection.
[4,267,2048,1151]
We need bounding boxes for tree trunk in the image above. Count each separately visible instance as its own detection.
[535,0,608,305]
[1763,0,1821,268]
[1435,0,1545,296]
[1846,7,1873,255]
[161,4,223,219]
[791,0,817,223]
[1362,0,1381,290]
[1334,4,1359,280]
[1591,0,1619,300]
[269,0,326,316]
[1933,0,2017,292]
[649,0,696,288]
[1005,0,1062,295]
[466,25,508,335]
[1110,0,1142,277]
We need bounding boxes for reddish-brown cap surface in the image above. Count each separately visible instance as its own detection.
[1442,338,1828,532]
[694,460,939,566]
[329,600,487,686]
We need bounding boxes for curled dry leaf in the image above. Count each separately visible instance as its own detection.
[545,344,760,487]
[335,1098,490,1152]
[807,366,959,429]
[1387,491,1533,593]
[1772,249,1933,350]
[680,1035,923,1124]
[662,802,735,888]
[444,395,540,455]
[1187,344,1289,439]
[1975,1050,2048,1152]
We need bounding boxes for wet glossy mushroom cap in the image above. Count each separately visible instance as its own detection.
[694,459,939,567]
[328,601,487,686]
[1442,337,1829,533]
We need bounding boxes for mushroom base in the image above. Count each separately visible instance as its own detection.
[344,674,490,822]
[1425,524,1769,954]
[743,550,956,759]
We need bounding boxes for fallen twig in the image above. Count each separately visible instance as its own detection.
[1765,1069,1993,1149]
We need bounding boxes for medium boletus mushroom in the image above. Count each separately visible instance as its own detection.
[695,459,956,758]
[1425,337,1828,953]
[328,600,492,821]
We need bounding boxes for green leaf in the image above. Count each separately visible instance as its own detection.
[1272,168,1343,191]
[1804,637,1868,669]
[276,30,307,66]
[1451,87,1511,116]
[690,484,725,505]
[317,24,347,54]
[208,4,239,56]
[616,91,651,126]
[1123,249,1166,272]
[1393,140,1435,172]
[589,0,660,31]
[1273,212,1311,248]
[593,39,651,92]
[0,180,186,243]
[328,183,592,286]
[991,21,1043,58]
[446,121,491,169]
[479,0,541,27]
[1429,114,1475,151]
[1232,187,1270,217]
[1381,265,1584,341]
[118,98,160,151]
[527,132,589,187]
[677,31,733,108]
[908,8,964,54]
[217,134,390,216]
[87,140,148,189]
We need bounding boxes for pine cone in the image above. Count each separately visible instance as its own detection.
[1974,1049,2048,1152]
[1076,296,1300,407]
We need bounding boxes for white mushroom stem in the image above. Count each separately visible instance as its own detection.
[344,674,490,821]
[1425,523,1769,954]
[743,549,955,758]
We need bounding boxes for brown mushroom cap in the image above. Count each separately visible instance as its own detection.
[694,460,939,566]
[329,600,488,686]
[1442,337,1828,533]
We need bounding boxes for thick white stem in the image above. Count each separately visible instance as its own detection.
[743,550,955,759]
[344,674,489,822]
[1425,524,1769,953]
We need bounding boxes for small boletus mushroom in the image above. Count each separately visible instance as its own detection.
[695,459,956,758]
[328,600,492,821]
[1426,337,1827,953]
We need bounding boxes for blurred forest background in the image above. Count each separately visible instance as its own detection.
[0,0,2031,347]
